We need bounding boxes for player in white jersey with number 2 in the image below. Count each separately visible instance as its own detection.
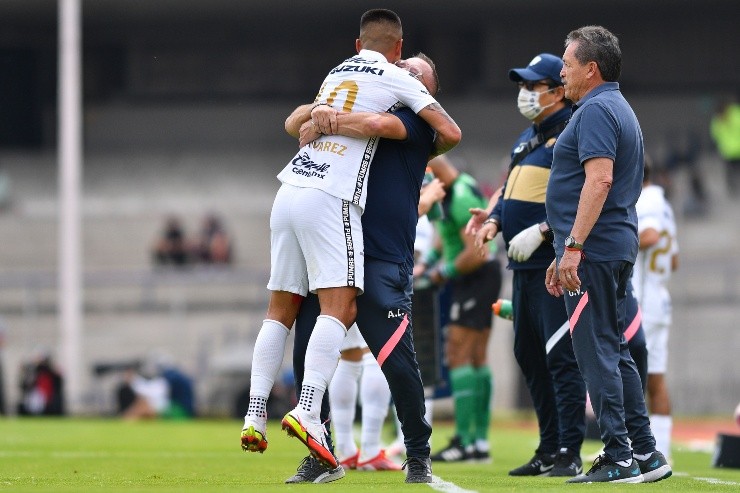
[241,8,461,473]
[632,161,679,462]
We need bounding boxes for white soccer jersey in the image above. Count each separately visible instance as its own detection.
[632,184,678,325]
[277,49,437,211]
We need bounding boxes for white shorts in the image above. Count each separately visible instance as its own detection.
[267,183,364,295]
[643,319,669,374]
[341,323,368,351]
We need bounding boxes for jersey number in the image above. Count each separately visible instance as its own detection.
[316,80,359,113]
[649,230,672,273]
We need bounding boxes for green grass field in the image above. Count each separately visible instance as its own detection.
[0,417,738,492]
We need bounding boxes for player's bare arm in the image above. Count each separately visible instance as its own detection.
[285,104,313,138]
[558,157,612,291]
[418,178,445,216]
[298,108,408,147]
[417,103,462,155]
[639,228,660,249]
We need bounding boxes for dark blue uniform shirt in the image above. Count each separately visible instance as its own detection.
[362,107,435,267]
[491,106,571,270]
[546,82,643,262]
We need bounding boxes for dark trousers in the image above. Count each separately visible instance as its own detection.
[564,259,655,462]
[625,280,648,392]
[294,256,431,458]
[512,268,586,455]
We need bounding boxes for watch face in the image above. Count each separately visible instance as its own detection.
[565,236,574,247]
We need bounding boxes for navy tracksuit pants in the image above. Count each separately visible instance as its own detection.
[512,268,586,455]
[293,256,431,458]
[563,259,655,462]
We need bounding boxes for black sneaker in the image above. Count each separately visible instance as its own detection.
[550,448,583,477]
[285,456,345,484]
[402,457,432,483]
[508,451,555,476]
[467,446,491,463]
[430,436,468,462]
[566,454,643,483]
[634,450,672,483]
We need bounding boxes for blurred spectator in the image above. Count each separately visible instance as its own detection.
[664,128,707,217]
[117,353,196,420]
[155,353,196,418]
[152,215,190,266]
[118,365,169,420]
[17,349,65,416]
[193,214,233,264]
[710,97,740,199]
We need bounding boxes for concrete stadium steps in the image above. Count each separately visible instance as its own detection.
[0,148,738,416]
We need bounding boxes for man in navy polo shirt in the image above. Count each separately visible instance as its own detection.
[544,26,671,484]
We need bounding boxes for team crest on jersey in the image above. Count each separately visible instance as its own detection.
[545,137,557,148]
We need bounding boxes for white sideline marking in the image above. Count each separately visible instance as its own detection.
[693,476,740,486]
[428,475,478,493]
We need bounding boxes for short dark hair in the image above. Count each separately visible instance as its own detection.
[565,25,622,82]
[360,9,402,35]
[359,9,403,52]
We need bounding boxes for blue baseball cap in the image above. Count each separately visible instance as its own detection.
[509,53,564,85]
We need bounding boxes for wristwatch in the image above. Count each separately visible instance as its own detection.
[564,235,584,250]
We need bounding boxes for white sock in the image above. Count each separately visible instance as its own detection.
[650,414,673,460]
[359,352,390,461]
[301,315,347,418]
[329,358,362,459]
[393,404,404,443]
[247,320,290,420]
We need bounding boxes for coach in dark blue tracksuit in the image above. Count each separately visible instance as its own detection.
[545,26,670,484]
[474,53,585,477]
[294,106,435,480]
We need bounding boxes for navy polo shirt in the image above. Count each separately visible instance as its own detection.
[546,82,643,262]
[362,107,435,268]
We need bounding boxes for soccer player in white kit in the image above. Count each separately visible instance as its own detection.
[241,9,461,471]
[632,162,679,461]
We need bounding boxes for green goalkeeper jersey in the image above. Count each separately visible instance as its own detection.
[436,173,497,262]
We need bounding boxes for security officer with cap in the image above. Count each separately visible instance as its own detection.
[469,53,585,476]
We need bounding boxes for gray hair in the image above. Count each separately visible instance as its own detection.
[565,25,622,82]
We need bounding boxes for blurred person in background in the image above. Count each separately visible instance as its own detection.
[117,363,169,420]
[117,353,195,420]
[469,52,586,477]
[418,154,502,463]
[17,348,65,416]
[710,96,740,199]
[632,161,679,462]
[152,215,190,266]
[193,213,233,264]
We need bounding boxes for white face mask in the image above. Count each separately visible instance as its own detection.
[517,87,556,120]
